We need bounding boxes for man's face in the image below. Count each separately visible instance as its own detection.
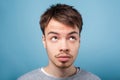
[42,19,80,69]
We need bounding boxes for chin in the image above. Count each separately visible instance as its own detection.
[55,63,73,69]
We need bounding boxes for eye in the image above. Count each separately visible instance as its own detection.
[69,36,76,41]
[51,36,58,41]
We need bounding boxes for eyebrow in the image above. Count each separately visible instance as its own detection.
[47,31,78,35]
[68,31,79,35]
[47,32,59,35]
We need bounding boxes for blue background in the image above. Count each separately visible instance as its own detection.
[0,0,120,80]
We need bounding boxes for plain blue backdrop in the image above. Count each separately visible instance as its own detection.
[0,0,120,80]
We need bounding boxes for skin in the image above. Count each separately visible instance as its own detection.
[42,19,80,78]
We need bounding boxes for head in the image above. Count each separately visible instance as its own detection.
[39,4,83,68]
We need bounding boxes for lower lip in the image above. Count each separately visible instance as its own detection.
[57,57,70,62]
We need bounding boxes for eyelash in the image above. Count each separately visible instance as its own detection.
[50,36,77,41]
[51,36,58,41]
[69,36,77,41]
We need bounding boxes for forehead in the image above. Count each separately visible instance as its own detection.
[45,19,79,35]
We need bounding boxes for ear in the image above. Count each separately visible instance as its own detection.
[42,35,46,48]
[78,38,80,48]
[79,38,80,43]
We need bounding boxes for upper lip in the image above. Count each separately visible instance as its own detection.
[57,56,71,58]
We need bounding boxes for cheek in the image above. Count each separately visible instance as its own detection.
[70,43,80,55]
[46,39,60,49]
[46,42,58,55]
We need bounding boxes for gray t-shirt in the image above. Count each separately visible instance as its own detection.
[17,67,101,80]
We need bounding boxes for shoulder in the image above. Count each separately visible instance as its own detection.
[17,68,43,80]
[76,69,101,80]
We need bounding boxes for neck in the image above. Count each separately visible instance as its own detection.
[43,64,77,78]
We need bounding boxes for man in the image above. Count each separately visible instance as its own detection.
[18,4,101,80]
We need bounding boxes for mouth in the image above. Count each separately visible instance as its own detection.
[57,56,71,62]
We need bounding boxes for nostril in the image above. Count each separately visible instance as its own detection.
[66,49,69,52]
[60,49,69,53]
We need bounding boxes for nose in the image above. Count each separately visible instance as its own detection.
[59,39,69,52]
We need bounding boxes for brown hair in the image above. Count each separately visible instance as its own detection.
[40,4,83,35]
